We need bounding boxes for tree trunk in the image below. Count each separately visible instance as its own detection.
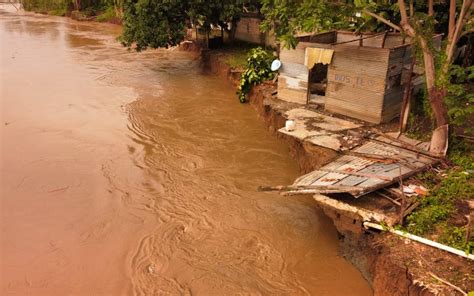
[229,19,237,44]
[421,40,450,128]
[428,87,449,127]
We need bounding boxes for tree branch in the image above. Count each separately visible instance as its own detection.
[461,28,474,37]
[397,0,416,36]
[448,0,456,41]
[398,0,409,25]
[428,0,434,16]
[362,9,402,32]
[446,0,473,64]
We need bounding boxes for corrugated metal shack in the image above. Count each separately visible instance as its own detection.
[278,31,413,124]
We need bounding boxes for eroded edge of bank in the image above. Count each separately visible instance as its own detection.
[199,47,473,296]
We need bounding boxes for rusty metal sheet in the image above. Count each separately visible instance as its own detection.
[291,138,437,198]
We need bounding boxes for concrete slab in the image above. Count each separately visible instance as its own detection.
[285,108,362,131]
[278,108,362,151]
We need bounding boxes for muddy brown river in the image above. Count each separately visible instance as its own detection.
[0,6,372,295]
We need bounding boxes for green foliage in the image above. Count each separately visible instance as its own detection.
[120,0,187,50]
[120,0,248,50]
[407,64,474,136]
[22,0,68,13]
[237,47,275,103]
[448,139,474,170]
[446,65,474,132]
[22,0,122,18]
[50,7,67,16]
[95,5,116,22]
[439,224,474,254]
[225,50,250,69]
[405,169,474,239]
[259,0,407,49]
[260,0,357,49]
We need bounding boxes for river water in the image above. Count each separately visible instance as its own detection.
[0,6,372,295]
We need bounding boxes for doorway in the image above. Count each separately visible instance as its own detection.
[307,63,328,105]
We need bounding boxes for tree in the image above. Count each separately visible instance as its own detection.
[120,0,187,50]
[261,0,473,147]
[361,0,473,130]
[120,0,252,50]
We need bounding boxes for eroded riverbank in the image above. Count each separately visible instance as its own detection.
[0,7,372,295]
[200,44,473,296]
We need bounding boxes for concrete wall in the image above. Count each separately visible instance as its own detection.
[234,15,275,47]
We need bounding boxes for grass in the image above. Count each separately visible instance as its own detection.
[403,142,474,254]
[225,51,248,69]
[95,6,117,23]
[49,8,67,16]
[438,224,473,252]
[214,43,265,70]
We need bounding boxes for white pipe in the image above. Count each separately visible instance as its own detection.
[363,221,474,261]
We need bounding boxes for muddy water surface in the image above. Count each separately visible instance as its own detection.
[0,6,372,295]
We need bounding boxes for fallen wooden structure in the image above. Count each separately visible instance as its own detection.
[261,134,439,197]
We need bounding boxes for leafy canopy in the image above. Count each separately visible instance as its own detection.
[120,0,252,50]
[260,0,403,48]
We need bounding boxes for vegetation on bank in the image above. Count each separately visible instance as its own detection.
[119,0,260,50]
[21,0,122,21]
[237,47,275,103]
[403,149,474,254]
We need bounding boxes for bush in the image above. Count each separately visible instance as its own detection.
[439,224,473,254]
[405,169,473,239]
[96,6,116,22]
[236,47,275,103]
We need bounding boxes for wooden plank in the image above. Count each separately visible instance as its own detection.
[362,33,387,48]
[280,48,306,64]
[325,100,382,124]
[335,175,368,187]
[277,88,307,104]
[332,45,390,63]
[258,184,362,194]
[296,42,333,50]
[384,35,408,48]
[279,75,307,90]
[336,32,367,45]
[312,172,351,186]
[357,164,412,188]
[356,141,401,156]
[294,170,329,186]
[389,46,408,59]
[325,88,384,108]
[371,135,439,160]
[311,156,373,186]
[330,58,389,77]
[327,69,386,93]
[309,31,336,44]
[318,168,393,181]
[280,62,308,80]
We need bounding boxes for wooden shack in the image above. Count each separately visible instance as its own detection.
[278,31,414,124]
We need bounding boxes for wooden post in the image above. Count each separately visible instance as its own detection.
[399,57,417,135]
[398,165,407,224]
[466,201,474,245]
[381,32,388,48]
[306,68,312,105]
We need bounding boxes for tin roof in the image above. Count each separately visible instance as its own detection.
[286,135,438,197]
